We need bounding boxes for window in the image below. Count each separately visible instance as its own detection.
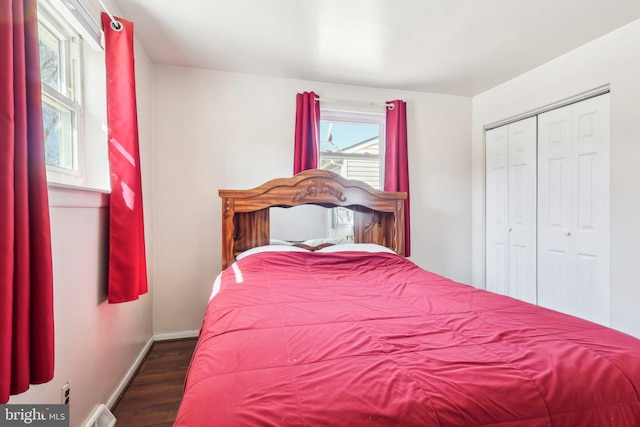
[36,0,109,191]
[38,4,82,181]
[319,110,385,189]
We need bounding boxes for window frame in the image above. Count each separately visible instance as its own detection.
[38,0,86,185]
[319,109,386,189]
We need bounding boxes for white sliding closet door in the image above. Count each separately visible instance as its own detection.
[537,94,610,325]
[486,117,537,303]
[486,125,509,296]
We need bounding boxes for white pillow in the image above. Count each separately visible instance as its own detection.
[316,243,396,254]
[236,245,310,260]
[269,239,293,246]
[302,237,346,247]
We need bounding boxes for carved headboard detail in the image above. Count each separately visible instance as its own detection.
[290,182,347,203]
[218,169,407,269]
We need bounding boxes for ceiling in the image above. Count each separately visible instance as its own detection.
[112,0,640,97]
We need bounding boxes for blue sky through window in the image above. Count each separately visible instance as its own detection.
[320,122,379,152]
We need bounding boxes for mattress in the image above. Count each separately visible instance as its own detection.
[174,251,640,426]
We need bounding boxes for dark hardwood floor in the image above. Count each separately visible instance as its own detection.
[112,338,197,427]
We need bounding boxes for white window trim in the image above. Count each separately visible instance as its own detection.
[41,0,103,51]
[48,183,110,209]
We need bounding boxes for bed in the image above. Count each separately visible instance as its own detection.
[174,169,640,426]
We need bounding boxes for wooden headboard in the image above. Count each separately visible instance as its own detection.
[218,169,407,269]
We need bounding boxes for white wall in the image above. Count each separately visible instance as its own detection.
[472,19,640,338]
[8,3,154,425]
[151,67,472,334]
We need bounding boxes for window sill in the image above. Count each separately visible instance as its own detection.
[48,182,110,208]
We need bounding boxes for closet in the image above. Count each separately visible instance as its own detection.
[485,93,610,325]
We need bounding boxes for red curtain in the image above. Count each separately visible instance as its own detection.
[102,13,148,303]
[0,0,55,403]
[294,91,320,174]
[385,100,411,256]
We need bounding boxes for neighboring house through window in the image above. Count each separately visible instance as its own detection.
[319,109,385,189]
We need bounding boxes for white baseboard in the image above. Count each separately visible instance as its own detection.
[105,331,199,410]
[154,330,199,341]
[106,336,154,409]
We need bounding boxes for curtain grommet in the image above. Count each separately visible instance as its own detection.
[110,20,123,32]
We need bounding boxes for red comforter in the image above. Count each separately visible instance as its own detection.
[174,252,640,426]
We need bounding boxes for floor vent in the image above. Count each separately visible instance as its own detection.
[84,404,116,427]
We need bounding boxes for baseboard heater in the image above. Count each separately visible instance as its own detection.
[83,404,116,427]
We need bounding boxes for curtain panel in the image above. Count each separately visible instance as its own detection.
[294,92,320,174]
[0,0,55,403]
[102,13,148,303]
[385,100,411,256]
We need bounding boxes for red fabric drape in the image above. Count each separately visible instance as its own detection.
[0,0,55,403]
[385,100,411,256]
[102,13,148,303]
[294,91,320,174]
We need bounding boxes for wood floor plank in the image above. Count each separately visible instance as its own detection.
[112,338,197,426]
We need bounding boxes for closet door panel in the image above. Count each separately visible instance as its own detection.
[485,118,536,303]
[538,94,609,325]
[507,118,537,303]
[571,95,610,324]
[538,107,572,310]
[547,249,570,314]
[485,126,509,295]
